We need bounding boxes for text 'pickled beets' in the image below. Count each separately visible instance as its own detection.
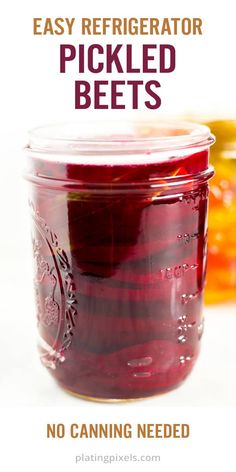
[59,44,176,110]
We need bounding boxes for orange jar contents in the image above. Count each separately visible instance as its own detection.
[205,120,236,304]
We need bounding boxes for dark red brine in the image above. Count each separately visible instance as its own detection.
[25,121,214,400]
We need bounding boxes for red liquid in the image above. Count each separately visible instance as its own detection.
[29,149,209,399]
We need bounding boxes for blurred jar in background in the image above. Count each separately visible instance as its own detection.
[205,120,236,304]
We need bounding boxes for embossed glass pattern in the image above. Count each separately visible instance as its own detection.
[25,121,214,401]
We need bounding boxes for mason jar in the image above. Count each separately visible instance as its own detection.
[25,121,214,401]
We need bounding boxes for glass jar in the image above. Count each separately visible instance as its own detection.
[205,120,236,304]
[25,121,214,401]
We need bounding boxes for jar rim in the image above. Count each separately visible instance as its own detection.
[27,120,215,162]
[25,165,214,193]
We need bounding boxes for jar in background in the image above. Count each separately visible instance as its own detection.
[205,120,236,304]
[25,121,214,401]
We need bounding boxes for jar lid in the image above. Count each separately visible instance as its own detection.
[27,120,214,164]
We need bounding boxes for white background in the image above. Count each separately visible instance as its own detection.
[0,0,236,470]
